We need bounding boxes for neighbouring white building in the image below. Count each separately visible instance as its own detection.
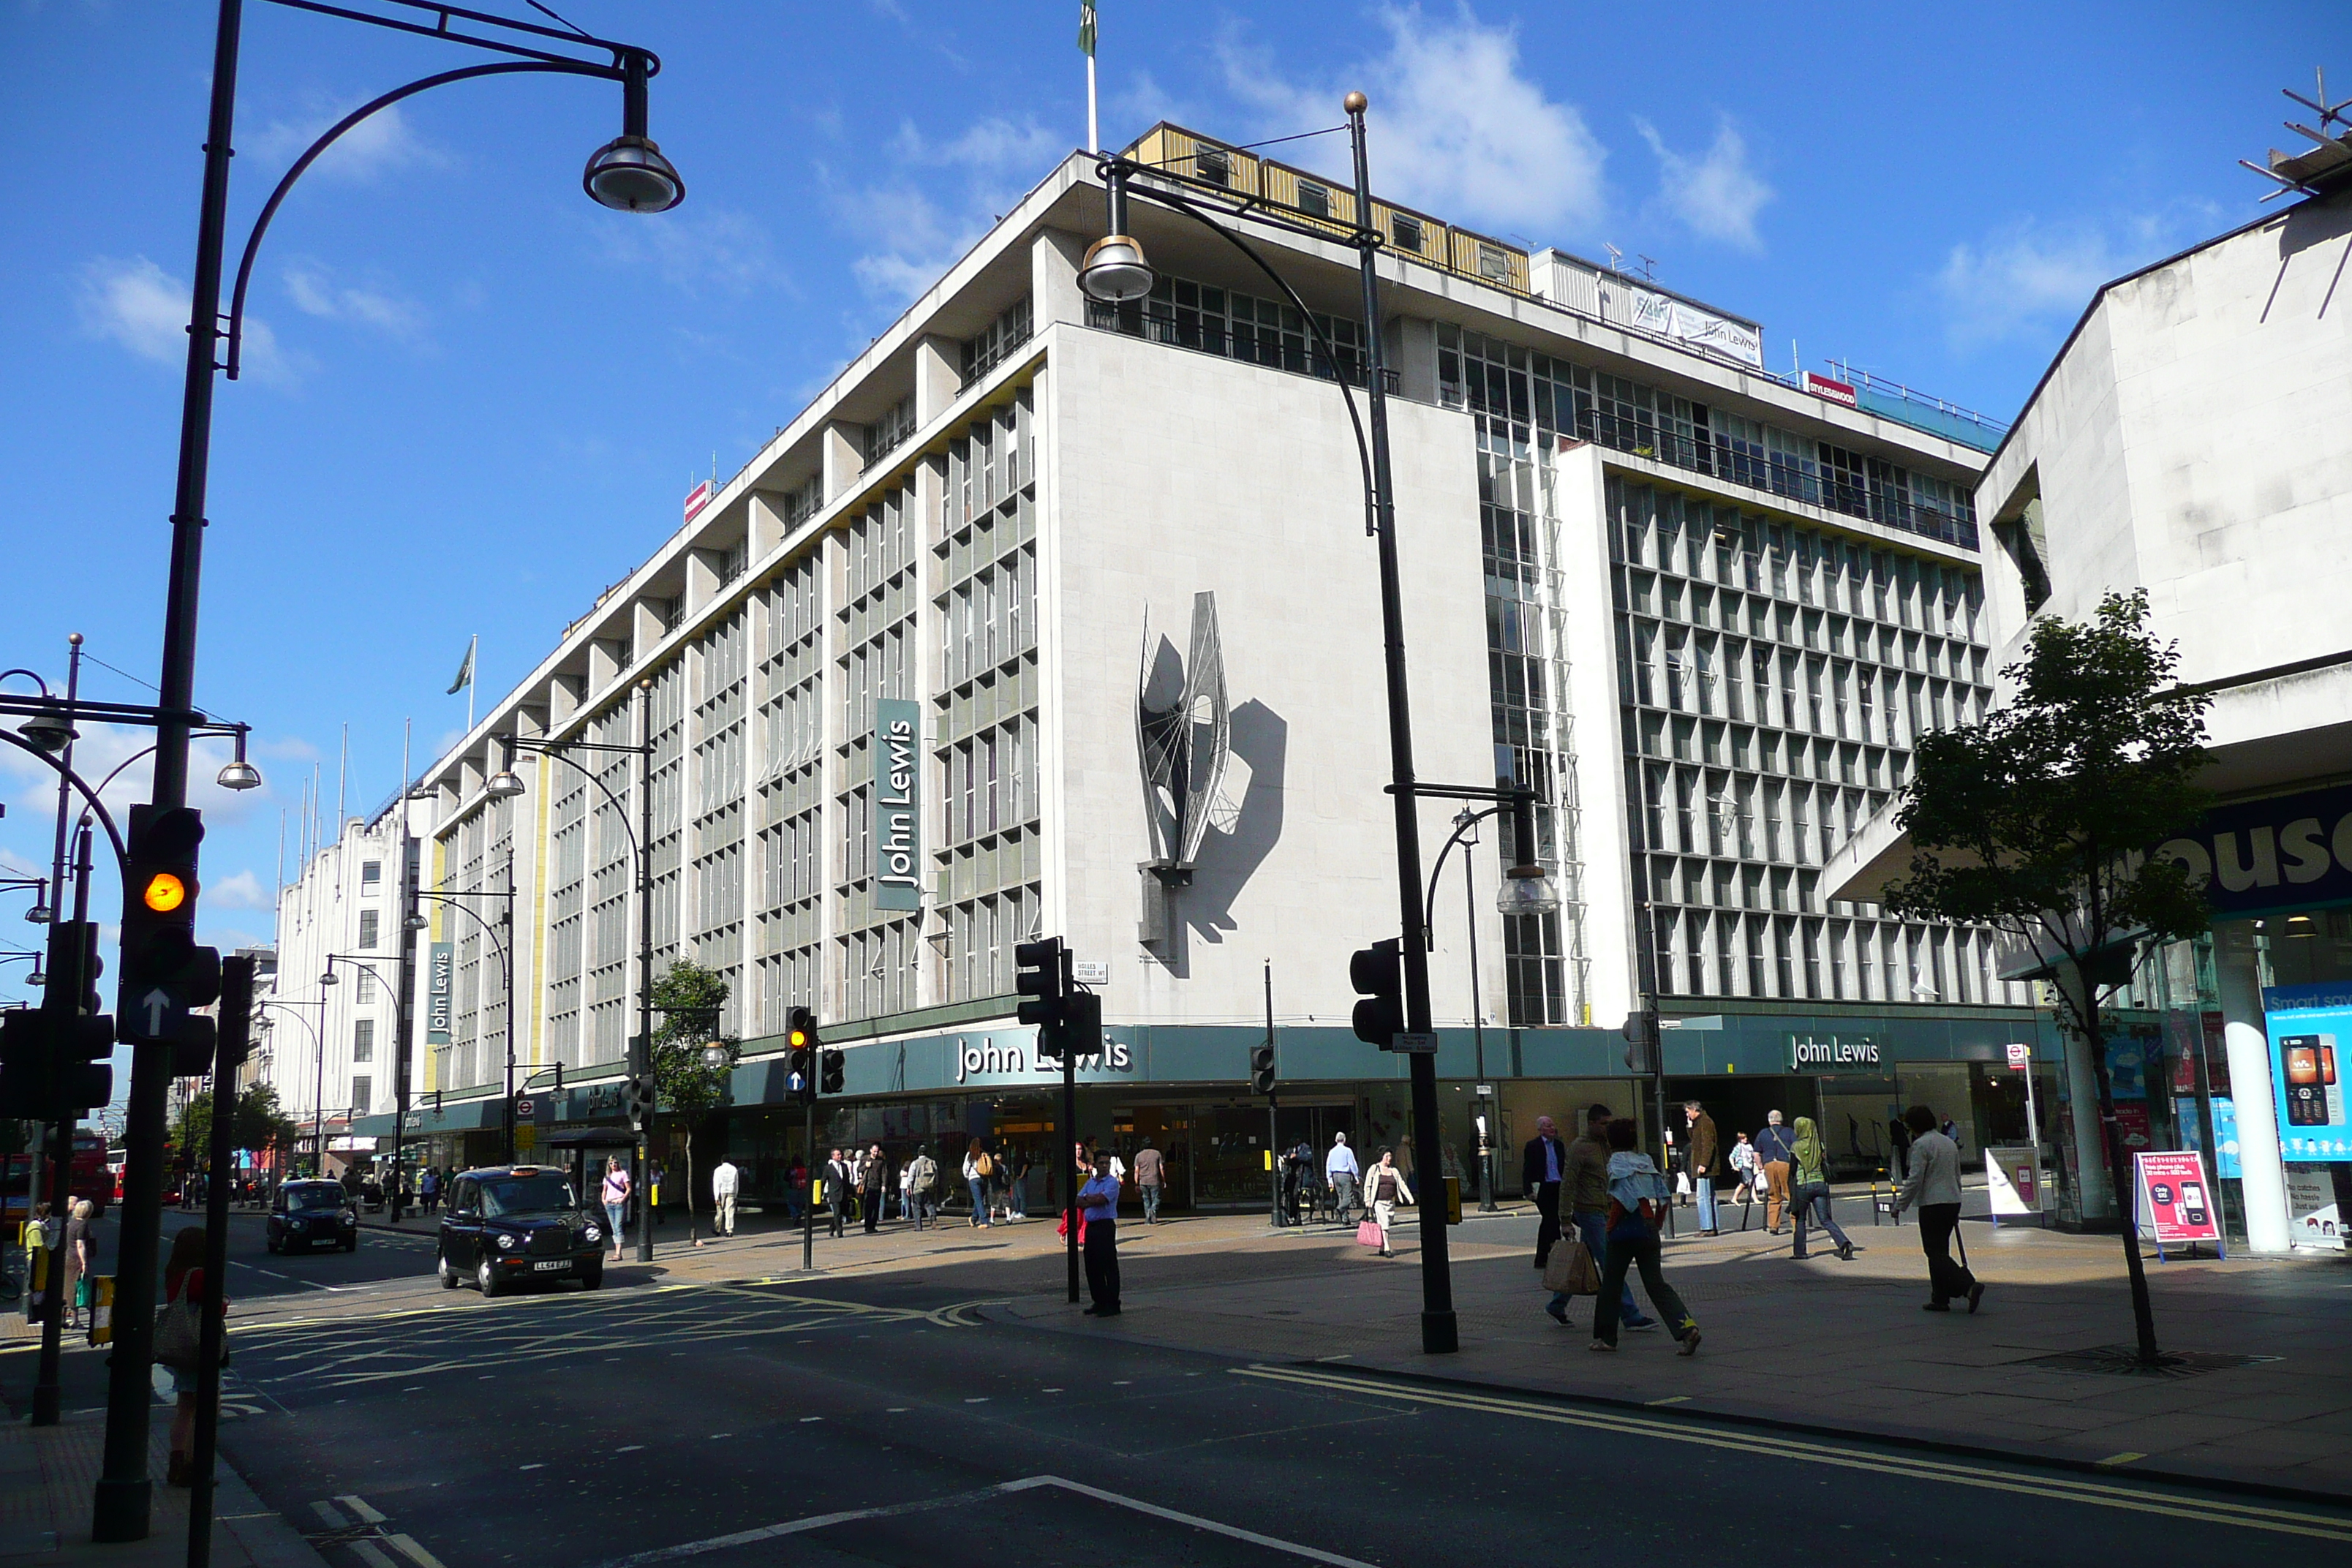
[264,789,433,1175]
[1830,118,2352,1245]
[367,121,2048,1212]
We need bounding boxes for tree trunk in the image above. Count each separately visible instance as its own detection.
[2076,956,2163,1365]
[684,1128,699,1245]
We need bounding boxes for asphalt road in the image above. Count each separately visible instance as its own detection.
[14,1210,2352,1567]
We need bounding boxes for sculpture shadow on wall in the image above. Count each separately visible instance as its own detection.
[1147,698,1288,979]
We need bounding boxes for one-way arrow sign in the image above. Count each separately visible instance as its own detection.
[143,988,173,1035]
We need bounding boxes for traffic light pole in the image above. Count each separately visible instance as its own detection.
[801,1098,815,1273]
[31,823,97,1428]
[187,954,252,1568]
[1346,102,1453,1355]
[1063,1028,1079,1305]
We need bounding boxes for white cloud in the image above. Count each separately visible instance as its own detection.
[246,101,438,183]
[893,116,1060,172]
[210,870,272,911]
[282,260,427,339]
[1218,4,1607,241]
[75,256,299,385]
[1934,221,2140,348]
[598,207,791,298]
[1637,115,1772,252]
[835,115,1066,305]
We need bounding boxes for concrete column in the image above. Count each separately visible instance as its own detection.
[2216,927,2293,1252]
[1033,228,1089,333]
[915,334,961,424]
[822,421,864,501]
[749,492,790,559]
[2054,968,2117,1222]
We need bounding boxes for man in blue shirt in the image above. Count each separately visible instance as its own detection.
[1079,1152,1123,1316]
[1522,1115,1569,1270]
[1325,1133,1361,1223]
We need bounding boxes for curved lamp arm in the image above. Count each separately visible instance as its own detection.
[227,59,617,380]
[1101,160,1379,534]
[411,894,513,980]
[1424,807,1501,947]
[509,741,642,859]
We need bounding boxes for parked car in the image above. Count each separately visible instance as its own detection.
[266,1180,359,1253]
[436,1166,605,1296]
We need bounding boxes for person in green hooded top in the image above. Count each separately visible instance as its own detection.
[1789,1115,1855,1262]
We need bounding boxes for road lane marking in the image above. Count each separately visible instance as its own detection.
[312,1501,350,1529]
[348,1542,399,1568]
[336,1496,385,1524]
[580,1474,1377,1568]
[385,1535,445,1568]
[2097,1452,2146,1466]
[1230,1365,2352,1544]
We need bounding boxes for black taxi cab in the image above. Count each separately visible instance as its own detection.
[435,1165,607,1296]
[266,1179,359,1254]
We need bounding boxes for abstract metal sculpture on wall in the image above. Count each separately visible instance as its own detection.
[1136,592,1231,945]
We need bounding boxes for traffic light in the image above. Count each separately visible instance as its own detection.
[45,920,113,1112]
[1014,938,1066,1032]
[1060,990,1101,1066]
[0,1009,46,1119]
[787,1006,818,1105]
[1250,1039,1277,1096]
[625,1074,657,1129]
[118,804,221,1074]
[1621,1009,1659,1075]
[819,1048,844,1096]
[1349,938,1403,1047]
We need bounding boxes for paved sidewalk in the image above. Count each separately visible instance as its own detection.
[990,1213,2352,1502]
[0,1407,323,1568]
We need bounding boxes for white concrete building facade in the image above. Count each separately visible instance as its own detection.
[377,125,2042,1203]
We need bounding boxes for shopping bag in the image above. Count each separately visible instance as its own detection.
[1542,1235,1602,1296]
[1356,1219,1385,1249]
[152,1295,203,1373]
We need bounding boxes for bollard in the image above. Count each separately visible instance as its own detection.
[87,1275,113,1345]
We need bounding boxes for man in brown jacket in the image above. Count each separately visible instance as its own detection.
[1684,1101,1721,1235]
[1553,1104,1655,1330]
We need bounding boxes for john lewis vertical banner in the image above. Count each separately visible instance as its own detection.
[875,699,923,911]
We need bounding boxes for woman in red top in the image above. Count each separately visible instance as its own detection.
[162,1226,222,1486]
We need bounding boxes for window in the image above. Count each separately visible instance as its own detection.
[1477,242,1509,281]
[959,296,1033,385]
[353,1019,374,1063]
[1294,178,1330,219]
[1391,212,1423,252]
[358,910,379,949]
[1194,146,1229,186]
[350,1076,371,1115]
[361,860,381,886]
[355,968,379,1005]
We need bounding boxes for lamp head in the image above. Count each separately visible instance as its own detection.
[18,706,75,754]
[320,969,339,987]
[215,726,263,791]
[584,135,685,213]
[1079,233,1155,304]
[1495,863,1562,919]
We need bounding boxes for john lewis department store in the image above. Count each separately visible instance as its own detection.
[372,124,2063,1207]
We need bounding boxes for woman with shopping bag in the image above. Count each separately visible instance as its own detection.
[157,1225,227,1485]
[1358,1147,1413,1259]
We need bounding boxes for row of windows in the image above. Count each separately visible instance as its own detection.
[1441,324,1980,551]
[1086,274,1380,389]
[1645,908,2002,1007]
[1623,624,1986,747]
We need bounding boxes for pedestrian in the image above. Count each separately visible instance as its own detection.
[1754,1109,1796,1233]
[1683,1101,1721,1235]
[1325,1131,1360,1223]
[897,1156,916,1224]
[859,1144,887,1234]
[1556,1103,1656,1333]
[1521,1114,1569,1270]
[1134,1137,1165,1224]
[1363,1147,1412,1259]
[905,1145,938,1229]
[1788,1115,1855,1262]
[710,1154,740,1238]
[1589,1119,1702,1356]
[962,1142,995,1228]
[1886,1117,1913,1184]
[1008,1147,1031,1219]
[1727,1131,1760,1207]
[1078,1150,1123,1316]
[420,1166,440,1215]
[61,1198,94,1330]
[1892,1105,1983,1313]
[161,1224,227,1485]
[600,1158,630,1261]
[824,1149,852,1237]
[25,1202,53,1319]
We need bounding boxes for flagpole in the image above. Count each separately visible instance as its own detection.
[1088,53,1098,154]
[467,633,478,736]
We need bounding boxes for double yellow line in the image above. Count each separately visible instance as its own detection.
[1232,1364,2352,1542]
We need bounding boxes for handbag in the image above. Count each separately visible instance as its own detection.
[1356,1219,1385,1248]
[153,1291,204,1375]
[1542,1235,1602,1295]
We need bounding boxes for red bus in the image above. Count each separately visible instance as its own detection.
[0,1134,114,1223]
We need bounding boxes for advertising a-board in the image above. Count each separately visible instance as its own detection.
[1984,1146,2043,1218]
[2287,1167,2344,1251]
[2133,1150,2221,1246]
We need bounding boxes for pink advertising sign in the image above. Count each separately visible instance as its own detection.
[2134,1150,2222,1245]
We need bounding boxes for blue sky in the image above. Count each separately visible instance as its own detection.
[2,0,2343,1020]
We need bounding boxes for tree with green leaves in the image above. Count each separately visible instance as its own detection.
[647,959,740,1245]
[234,1084,302,1165]
[1882,589,2211,1365]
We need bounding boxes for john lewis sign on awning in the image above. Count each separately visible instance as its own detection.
[2150,782,2352,916]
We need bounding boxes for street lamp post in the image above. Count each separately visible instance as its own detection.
[489,677,655,1262]
[101,3,679,1537]
[257,1000,325,1175]
[320,954,404,1186]
[405,891,517,1161]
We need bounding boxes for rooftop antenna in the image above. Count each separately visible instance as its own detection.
[1636,254,1659,282]
[2240,67,2352,200]
[1603,242,1624,274]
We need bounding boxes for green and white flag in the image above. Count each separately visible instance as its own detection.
[1078,1,1096,57]
[446,633,475,695]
